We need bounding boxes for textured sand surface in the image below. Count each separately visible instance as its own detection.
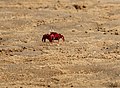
[0,0,120,88]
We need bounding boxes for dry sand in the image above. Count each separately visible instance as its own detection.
[0,0,120,88]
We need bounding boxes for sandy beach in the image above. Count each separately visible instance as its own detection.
[0,0,120,87]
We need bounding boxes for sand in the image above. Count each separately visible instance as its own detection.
[0,0,120,87]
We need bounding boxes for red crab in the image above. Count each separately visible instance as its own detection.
[42,32,65,43]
